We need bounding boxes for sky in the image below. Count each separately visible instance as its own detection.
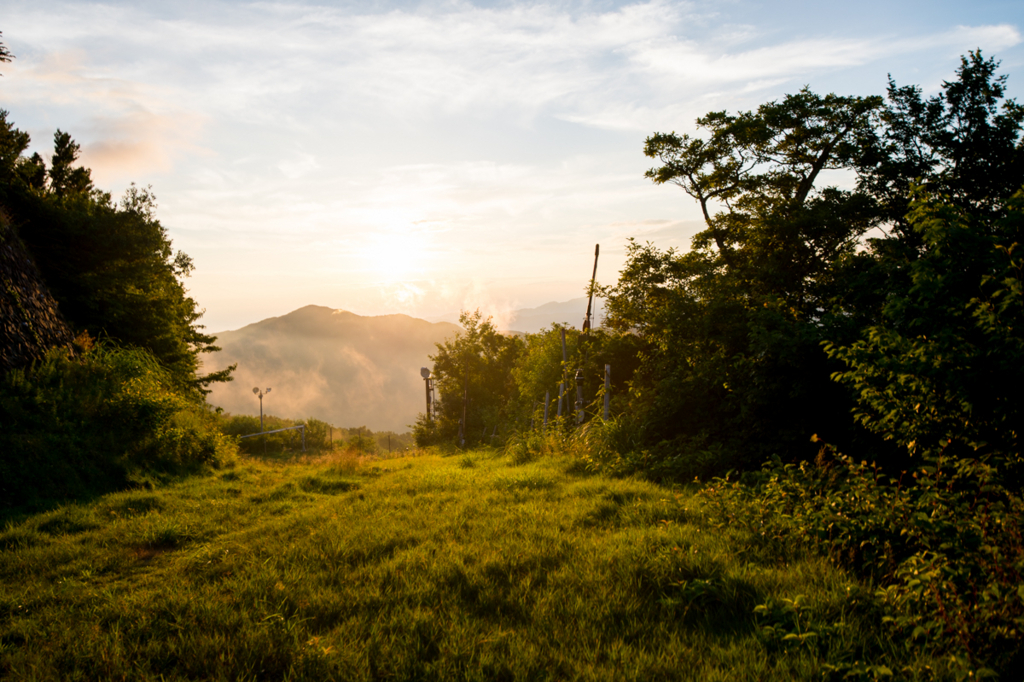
[2,0,1023,333]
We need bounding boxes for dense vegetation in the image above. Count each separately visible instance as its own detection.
[412,52,1024,676]
[218,413,415,456]
[0,101,237,511]
[422,52,1024,480]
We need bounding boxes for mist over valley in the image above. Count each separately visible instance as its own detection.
[204,298,602,431]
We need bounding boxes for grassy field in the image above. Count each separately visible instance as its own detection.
[1,449,947,681]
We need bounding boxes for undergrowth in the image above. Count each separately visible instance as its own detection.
[0,345,236,514]
[698,450,1024,679]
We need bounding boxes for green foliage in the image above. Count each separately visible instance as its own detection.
[48,130,94,197]
[347,428,378,455]
[219,413,312,456]
[0,345,236,512]
[511,323,642,429]
[218,415,408,457]
[0,31,12,69]
[858,51,1024,231]
[827,188,1024,463]
[414,310,524,447]
[0,112,233,394]
[700,452,1024,677]
[598,53,1024,478]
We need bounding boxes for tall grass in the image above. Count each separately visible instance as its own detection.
[0,447,983,680]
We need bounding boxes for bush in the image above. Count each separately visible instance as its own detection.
[699,450,1024,677]
[0,345,235,511]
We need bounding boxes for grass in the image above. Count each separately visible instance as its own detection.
[0,448,952,681]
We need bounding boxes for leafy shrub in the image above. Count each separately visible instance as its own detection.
[699,450,1024,677]
[0,345,235,511]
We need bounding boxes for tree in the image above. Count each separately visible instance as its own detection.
[0,32,13,74]
[510,323,642,429]
[607,53,1024,479]
[643,89,882,274]
[414,310,523,447]
[824,52,1024,467]
[827,189,1024,465]
[858,51,1024,233]
[0,115,233,394]
[606,90,886,475]
[49,130,94,197]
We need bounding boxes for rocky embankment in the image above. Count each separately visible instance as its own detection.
[0,215,74,373]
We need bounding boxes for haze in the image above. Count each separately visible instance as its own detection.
[2,0,1022,333]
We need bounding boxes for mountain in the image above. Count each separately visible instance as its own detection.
[204,306,461,432]
[428,297,605,334]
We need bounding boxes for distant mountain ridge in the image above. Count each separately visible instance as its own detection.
[205,306,460,432]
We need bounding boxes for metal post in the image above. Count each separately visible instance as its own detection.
[557,383,564,418]
[253,387,271,456]
[543,390,550,432]
[302,424,306,452]
[604,364,611,421]
[421,368,432,421]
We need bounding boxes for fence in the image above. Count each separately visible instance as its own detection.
[238,424,306,452]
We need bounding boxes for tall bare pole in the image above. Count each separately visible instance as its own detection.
[583,244,600,333]
[577,245,600,425]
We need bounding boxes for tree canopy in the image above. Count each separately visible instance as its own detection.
[596,51,1024,478]
[0,110,234,394]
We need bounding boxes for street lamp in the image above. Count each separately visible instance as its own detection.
[420,368,432,422]
[252,387,272,432]
[253,387,271,455]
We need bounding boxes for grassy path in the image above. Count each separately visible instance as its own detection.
[2,450,880,680]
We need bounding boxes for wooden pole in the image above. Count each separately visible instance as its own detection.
[583,244,600,333]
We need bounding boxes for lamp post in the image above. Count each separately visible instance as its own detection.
[252,387,271,455]
[420,368,432,422]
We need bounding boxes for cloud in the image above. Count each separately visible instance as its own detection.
[3,46,208,183]
[9,3,1021,145]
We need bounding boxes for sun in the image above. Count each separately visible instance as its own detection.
[358,228,434,283]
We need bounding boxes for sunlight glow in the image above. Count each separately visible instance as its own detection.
[356,227,435,283]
